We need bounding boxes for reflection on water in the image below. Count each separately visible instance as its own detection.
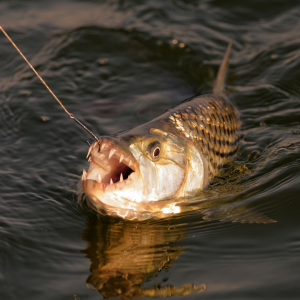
[81,217,205,299]
[2,0,300,299]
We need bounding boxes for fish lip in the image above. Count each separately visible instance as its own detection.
[82,137,139,192]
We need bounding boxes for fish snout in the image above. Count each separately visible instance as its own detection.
[82,136,140,194]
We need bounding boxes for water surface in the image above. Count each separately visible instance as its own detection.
[1,0,300,299]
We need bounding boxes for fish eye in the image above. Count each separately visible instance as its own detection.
[146,141,161,158]
[153,147,160,157]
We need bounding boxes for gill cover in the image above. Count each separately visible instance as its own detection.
[127,128,208,200]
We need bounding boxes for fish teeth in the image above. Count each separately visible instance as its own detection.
[108,148,116,159]
[110,178,113,185]
[120,173,123,182]
[82,169,87,181]
[86,146,92,158]
[100,143,105,151]
[128,160,132,167]
[119,154,124,163]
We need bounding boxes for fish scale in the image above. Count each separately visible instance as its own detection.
[78,41,243,219]
[166,94,242,179]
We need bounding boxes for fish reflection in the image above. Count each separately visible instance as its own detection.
[81,217,205,299]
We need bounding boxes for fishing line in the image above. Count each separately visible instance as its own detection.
[0,26,100,144]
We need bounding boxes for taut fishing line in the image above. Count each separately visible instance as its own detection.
[0,26,100,144]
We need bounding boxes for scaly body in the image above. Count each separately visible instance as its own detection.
[80,42,241,220]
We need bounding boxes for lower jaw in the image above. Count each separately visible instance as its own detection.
[84,193,182,221]
[83,188,145,215]
[82,178,130,193]
[82,178,144,206]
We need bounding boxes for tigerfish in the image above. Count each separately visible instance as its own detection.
[80,41,242,220]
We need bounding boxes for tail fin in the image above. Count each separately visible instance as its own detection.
[213,40,233,94]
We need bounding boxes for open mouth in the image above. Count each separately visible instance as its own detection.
[82,139,138,192]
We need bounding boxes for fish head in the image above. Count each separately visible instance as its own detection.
[81,125,208,217]
[122,128,188,200]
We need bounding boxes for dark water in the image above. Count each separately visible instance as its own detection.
[1,0,300,299]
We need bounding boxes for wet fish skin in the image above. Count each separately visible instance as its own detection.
[118,93,241,180]
[161,94,242,179]
[83,94,241,210]
[80,42,241,220]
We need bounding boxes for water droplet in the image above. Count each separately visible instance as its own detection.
[271,54,278,60]
[41,116,50,122]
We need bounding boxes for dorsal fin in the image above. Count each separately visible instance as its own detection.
[213,40,233,94]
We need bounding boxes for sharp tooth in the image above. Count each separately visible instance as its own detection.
[110,178,113,185]
[108,149,115,159]
[100,143,105,151]
[128,160,132,167]
[119,154,124,163]
[82,169,87,181]
[98,174,101,183]
[120,173,123,182]
[88,157,92,162]
[86,146,92,158]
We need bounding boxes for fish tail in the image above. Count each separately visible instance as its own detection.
[213,40,233,95]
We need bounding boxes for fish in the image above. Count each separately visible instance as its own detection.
[80,41,242,220]
[0,28,272,223]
